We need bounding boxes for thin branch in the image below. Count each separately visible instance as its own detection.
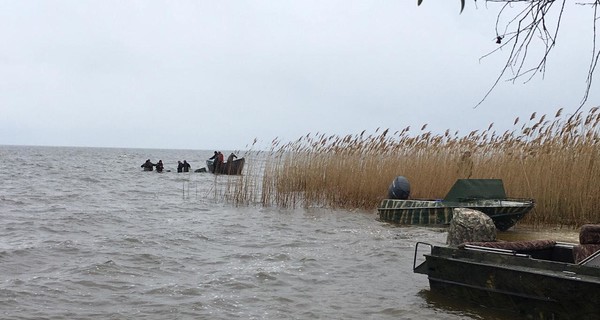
[477,0,566,108]
[420,0,599,109]
[577,1,600,113]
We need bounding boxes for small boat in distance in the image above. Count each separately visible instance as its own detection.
[378,179,534,231]
[206,157,245,175]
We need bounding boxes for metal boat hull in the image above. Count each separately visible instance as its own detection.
[206,157,245,175]
[416,245,600,319]
[378,179,535,231]
[378,198,534,231]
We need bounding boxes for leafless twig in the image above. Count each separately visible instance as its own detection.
[476,0,599,110]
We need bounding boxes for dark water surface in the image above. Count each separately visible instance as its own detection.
[0,145,577,319]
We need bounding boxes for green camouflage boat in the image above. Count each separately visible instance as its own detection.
[377,179,534,231]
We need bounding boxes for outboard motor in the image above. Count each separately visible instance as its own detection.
[388,176,410,200]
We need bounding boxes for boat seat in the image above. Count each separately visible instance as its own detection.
[573,244,600,264]
[579,224,600,244]
[573,224,600,263]
[460,239,557,251]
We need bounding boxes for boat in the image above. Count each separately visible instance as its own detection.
[377,179,534,231]
[206,157,245,175]
[413,224,600,319]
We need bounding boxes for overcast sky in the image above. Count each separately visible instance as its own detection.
[1,1,598,151]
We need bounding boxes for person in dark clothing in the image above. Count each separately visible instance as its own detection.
[141,159,154,171]
[177,161,184,173]
[209,151,218,173]
[182,160,191,172]
[155,160,164,173]
[215,152,224,173]
[227,153,237,163]
[225,153,238,174]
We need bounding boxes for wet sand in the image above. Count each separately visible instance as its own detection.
[498,224,579,243]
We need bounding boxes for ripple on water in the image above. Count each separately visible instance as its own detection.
[0,196,26,206]
[144,284,203,296]
[254,271,278,282]
[264,252,290,262]
[1,146,524,320]
[75,259,122,275]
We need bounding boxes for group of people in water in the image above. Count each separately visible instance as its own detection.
[141,151,237,173]
[141,159,190,173]
[141,159,165,172]
[177,160,192,173]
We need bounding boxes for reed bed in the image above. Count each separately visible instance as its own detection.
[251,107,600,228]
[222,151,264,206]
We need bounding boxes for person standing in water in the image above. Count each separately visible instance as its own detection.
[141,159,155,171]
[216,152,224,173]
[208,151,219,173]
[155,160,164,173]
[209,151,218,173]
[182,160,191,172]
[227,153,237,163]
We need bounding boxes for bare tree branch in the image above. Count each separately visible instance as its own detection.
[575,1,600,118]
[417,0,600,109]
[476,0,567,108]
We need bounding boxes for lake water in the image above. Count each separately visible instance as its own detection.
[0,145,578,319]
